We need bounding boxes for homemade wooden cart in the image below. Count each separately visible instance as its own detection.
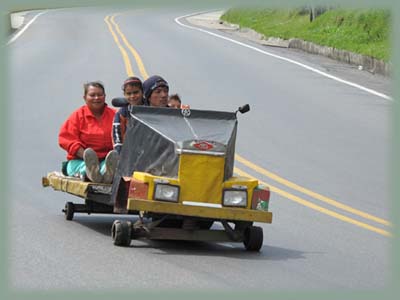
[43,104,272,251]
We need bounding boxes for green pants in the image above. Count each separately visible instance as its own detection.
[64,159,107,177]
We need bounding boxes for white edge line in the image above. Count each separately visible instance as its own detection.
[175,11,392,101]
[182,201,222,208]
[7,11,48,46]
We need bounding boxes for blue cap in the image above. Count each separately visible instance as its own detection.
[142,75,169,104]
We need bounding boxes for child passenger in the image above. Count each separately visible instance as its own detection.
[168,93,181,108]
[112,76,145,154]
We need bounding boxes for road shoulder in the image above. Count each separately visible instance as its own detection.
[186,11,390,77]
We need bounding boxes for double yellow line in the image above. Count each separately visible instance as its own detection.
[104,14,148,80]
[235,155,391,237]
[104,13,391,237]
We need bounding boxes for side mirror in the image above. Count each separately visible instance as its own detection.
[236,104,250,114]
[111,97,129,107]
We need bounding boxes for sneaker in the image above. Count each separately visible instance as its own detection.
[83,148,103,183]
[103,150,119,184]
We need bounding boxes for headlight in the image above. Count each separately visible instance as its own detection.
[154,184,179,202]
[223,189,247,207]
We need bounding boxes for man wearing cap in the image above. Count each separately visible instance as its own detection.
[142,75,169,107]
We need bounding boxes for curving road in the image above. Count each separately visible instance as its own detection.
[8,6,391,291]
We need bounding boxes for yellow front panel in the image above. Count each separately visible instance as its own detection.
[178,154,225,204]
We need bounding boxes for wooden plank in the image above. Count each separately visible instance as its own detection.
[43,172,111,199]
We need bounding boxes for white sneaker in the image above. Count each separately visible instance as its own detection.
[83,148,103,183]
[103,150,119,184]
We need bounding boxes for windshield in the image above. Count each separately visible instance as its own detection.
[129,106,237,146]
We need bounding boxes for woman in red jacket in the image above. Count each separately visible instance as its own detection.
[59,81,118,183]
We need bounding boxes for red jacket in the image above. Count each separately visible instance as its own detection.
[59,105,116,160]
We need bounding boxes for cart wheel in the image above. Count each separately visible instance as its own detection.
[243,226,263,251]
[64,202,74,221]
[111,220,131,247]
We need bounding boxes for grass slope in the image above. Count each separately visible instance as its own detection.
[221,8,390,61]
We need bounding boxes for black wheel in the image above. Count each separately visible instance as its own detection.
[111,220,131,247]
[243,226,263,251]
[64,202,74,221]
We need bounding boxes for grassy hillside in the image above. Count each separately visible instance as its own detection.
[221,8,390,61]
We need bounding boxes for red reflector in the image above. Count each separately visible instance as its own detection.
[251,186,270,210]
[193,141,214,150]
[128,179,149,199]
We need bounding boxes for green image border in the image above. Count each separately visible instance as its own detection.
[0,0,397,299]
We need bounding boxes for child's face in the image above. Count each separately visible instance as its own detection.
[168,99,181,108]
[124,85,143,105]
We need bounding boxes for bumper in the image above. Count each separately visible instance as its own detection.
[127,198,273,223]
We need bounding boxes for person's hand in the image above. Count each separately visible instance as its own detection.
[76,147,85,159]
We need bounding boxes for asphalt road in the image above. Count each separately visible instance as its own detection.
[7,6,392,291]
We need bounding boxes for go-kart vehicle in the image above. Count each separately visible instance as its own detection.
[42,103,272,251]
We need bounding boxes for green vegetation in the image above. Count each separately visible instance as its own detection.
[221,8,391,61]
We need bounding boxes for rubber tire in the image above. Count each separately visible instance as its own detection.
[111,220,132,247]
[243,226,263,251]
[65,202,74,221]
